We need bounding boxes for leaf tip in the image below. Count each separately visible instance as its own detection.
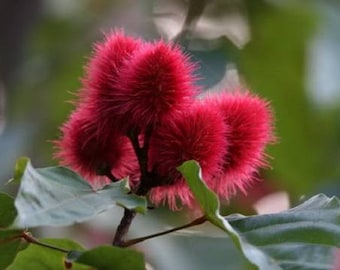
[12,157,30,184]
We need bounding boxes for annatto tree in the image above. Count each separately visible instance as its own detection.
[1,31,339,270]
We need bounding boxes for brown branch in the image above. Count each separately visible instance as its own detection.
[112,208,137,246]
[128,128,144,172]
[105,170,119,183]
[21,232,70,253]
[127,126,154,196]
[142,124,153,164]
[122,216,207,247]
[96,164,119,182]
[173,0,207,42]
[112,126,155,246]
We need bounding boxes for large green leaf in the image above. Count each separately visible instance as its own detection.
[71,246,145,270]
[159,234,247,270]
[8,238,87,270]
[178,160,278,269]
[178,160,340,270]
[226,194,340,270]
[11,157,146,228]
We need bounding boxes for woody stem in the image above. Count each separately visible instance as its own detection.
[121,216,207,247]
[21,232,70,253]
[105,169,119,182]
[112,208,136,246]
[128,125,154,195]
[112,126,154,246]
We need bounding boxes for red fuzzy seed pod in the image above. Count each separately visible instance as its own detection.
[150,183,193,211]
[148,101,229,210]
[207,91,275,198]
[54,105,137,186]
[78,30,143,137]
[111,40,198,131]
[55,31,142,186]
[81,30,142,101]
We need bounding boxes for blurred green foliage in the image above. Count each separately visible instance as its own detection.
[240,2,321,197]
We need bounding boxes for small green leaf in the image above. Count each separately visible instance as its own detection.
[0,193,17,227]
[101,183,147,215]
[178,161,340,270]
[10,157,29,184]
[74,246,145,270]
[8,238,87,270]
[11,158,147,228]
[178,160,278,270]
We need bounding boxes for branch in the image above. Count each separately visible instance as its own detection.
[142,124,153,164]
[105,170,119,183]
[112,208,136,246]
[112,126,154,246]
[173,0,207,42]
[127,126,154,196]
[96,164,119,182]
[21,232,70,253]
[122,216,207,247]
[128,127,150,175]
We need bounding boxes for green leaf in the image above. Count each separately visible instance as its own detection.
[11,157,147,229]
[9,156,29,184]
[0,193,17,227]
[8,238,87,270]
[227,194,340,270]
[0,230,25,269]
[72,246,145,270]
[0,194,24,268]
[178,161,340,270]
[178,160,278,270]
[165,234,248,270]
